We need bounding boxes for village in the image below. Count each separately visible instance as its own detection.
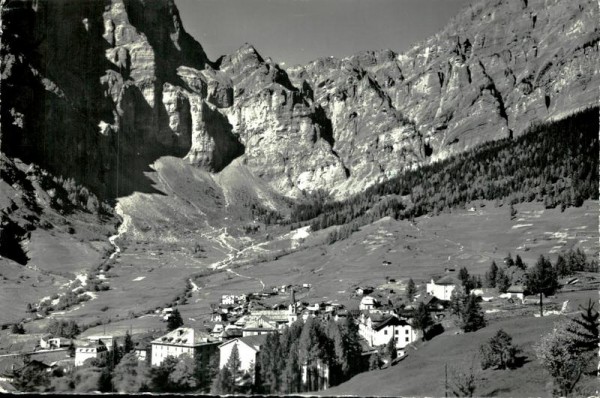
[2,253,589,394]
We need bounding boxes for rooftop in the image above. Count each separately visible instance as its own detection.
[152,327,216,347]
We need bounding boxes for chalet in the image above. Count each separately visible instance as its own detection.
[359,314,418,350]
[40,335,67,350]
[0,358,53,382]
[75,342,108,367]
[359,296,379,311]
[500,285,526,301]
[426,276,460,301]
[133,342,150,363]
[151,327,219,367]
[218,335,267,382]
[407,295,445,312]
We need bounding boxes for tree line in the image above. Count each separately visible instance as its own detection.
[289,107,598,236]
[214,315,364,394]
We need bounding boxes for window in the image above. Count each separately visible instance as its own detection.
[395,330,399,334]
[405,337,409,342]
[405,329,409,334]
[384,330,388,335]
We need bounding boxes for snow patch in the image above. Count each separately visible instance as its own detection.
[511,224,533,229]
[132,276,146,282]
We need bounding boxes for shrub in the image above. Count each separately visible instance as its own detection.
[480,329,519,370]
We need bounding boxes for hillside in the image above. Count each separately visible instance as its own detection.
[322,311,598,397]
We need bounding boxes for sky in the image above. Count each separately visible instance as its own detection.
[175,0,472,67]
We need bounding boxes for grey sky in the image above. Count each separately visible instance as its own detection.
[176,0,472,67]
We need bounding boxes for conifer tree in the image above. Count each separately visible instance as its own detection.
[123,331,134,354]
[526,255,559,317]
[386,337,397,361]
[459,295,486,332]
[167,309,184,331]
[412,302,433,340]
[406,278,417,302]
[495,267,511,293]
[514,255,527,270]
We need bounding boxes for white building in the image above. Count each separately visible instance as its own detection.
[426,276,460,301]
[218,335,267,382]
[500,285,526,301]
[75,343,108,367]
[359,314,418,350]
[40,335,65,350]
[359,296,378,311]
[151,327,219,367]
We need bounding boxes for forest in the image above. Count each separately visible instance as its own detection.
[289,107,599,234]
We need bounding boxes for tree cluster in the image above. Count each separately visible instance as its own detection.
[216,316,364,395]
[46,319,80,339]
[290,107,599,240]
[535,300,599,396]
[449,289,486,332]
[479,329,519,370]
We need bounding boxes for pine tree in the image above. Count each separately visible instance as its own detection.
[554,254,569,277]
[213,366,233,394]
[386,337,397,361]
[515,255,527,270]
[281,342,301,394]
[496,267,511,293]
[123,331,134,354]
[341,314,363,377]
[526,255,559,317]
[226,344,242,390]
[504,253,515,267]
[565,299,599,356]
[167,309,184,331]
[459,295,486,332]
[406,278,416,302]
[412,302,433,340]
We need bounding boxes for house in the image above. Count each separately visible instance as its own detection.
[359,296,378,311]
[218,334,267,382]
[358,314,418,350]
[221,295,236,305]
[500,285,526,301]
[40,335,66,350]
[406,295,445,312]
[0,358,53,382]
[133,343,150,363]
[426,276,461,301]
[75,342,109,367]
[150,327,219,367]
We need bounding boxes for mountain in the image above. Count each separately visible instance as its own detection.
[2,0,598,202]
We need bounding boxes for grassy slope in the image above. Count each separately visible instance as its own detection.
[78,198,597,338]
[322,311,599,397]
[0,159,117,325]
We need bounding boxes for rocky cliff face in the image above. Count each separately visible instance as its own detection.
[2,0,598,201]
